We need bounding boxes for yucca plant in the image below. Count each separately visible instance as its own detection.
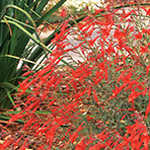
[0,0,69,109]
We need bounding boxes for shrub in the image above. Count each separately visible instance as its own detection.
[1,2,150,149]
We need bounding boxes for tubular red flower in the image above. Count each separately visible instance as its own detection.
[66,122,84,145]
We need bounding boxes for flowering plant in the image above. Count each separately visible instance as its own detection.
[1,2,150,149]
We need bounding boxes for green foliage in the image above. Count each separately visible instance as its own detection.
[0,0,67,108]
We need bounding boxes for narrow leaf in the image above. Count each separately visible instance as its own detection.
[37,0,67,25]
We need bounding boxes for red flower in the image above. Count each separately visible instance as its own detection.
[93,89,99,105]
[128,90,143,105]
[61,8,67,17]
[121,9,137,18]
[135,32,142,40]
[109,83,127,100]
[75,137,86,150]
[146,8,150,16]
[142,28,150,34]
[45,125,59,147]
[87,115,93,121]
[145,89,150,118]
[113,26,126,41]
[66,122,84,145]
[146,63,150,76]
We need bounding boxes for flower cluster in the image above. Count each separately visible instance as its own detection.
[1,3,150,149]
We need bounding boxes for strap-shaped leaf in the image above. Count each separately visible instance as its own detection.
[37,0,67,25]
[0,115,24,124]
[36,0,49,14]
[4,88,16,107]
[0,4,36,27]
[0,82,17,90]
[0,19,74,69]
[0,19,51,52]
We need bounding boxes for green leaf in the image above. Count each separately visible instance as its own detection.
[36,0,49,14]
[5,15,35,30]
[0,19,52,53]
[0,82,18,90]
[3,110,52,114]
[37,0,67,25]
[4,88,16,107]
[0,115,24,124]
[0,4,36,27]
